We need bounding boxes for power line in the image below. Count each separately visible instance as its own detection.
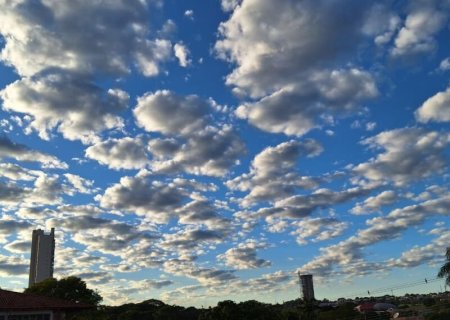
[326,276,443,300]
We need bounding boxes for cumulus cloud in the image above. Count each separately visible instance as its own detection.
[0,0,171,77]
[290,217,348,245]
[63,174,94,194]
[135,90,209,136]
[387,229,450,269]
[4,240,31,254]
[298,195,450,278]
[362,4,400,46]
[261,185,376,219]
[221,0,240,12]
[174,43,191,67]
[175,200,230,230]
[353,128,450,186]
[135,91,245,176]
[0,255,28,276]
[391,1,449,58]
[49,215,155,255]
[150,125,245,176]
[439,58,450,71]
[0,0,173,143]
[161,227,225,252]
[351,190,398,215]
[0,163,41,181]
[1,172,78,209]
[218,240,271,269]
[0,219,32,243]
[1,73,129,143]
[28,174,64,205]
[0,136,67,169]
[235,70,377,136]
[216,0,378,136]
[184,10,194,19]
[163,259,237,285]
[118,279,173,296]
[415,87,450,123]
[98,173,196,223]
[0,182,30,206]
[85,137,149,170]
[226,139,323,207]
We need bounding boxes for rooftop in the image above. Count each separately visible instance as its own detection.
[0,289,93,311]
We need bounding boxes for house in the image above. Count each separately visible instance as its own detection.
[0,289,93,320]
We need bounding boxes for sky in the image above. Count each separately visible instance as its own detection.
[0,0,450,307]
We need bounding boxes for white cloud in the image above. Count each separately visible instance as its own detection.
[354,128,450,186]
[218,240,271,269]
[0,136,67,169]
[0,255,29,276]
[267,185,376,219]
[0,0,172,77]
[351,190,398,215]
[64,174,94,194]
[362,4,400,46]
[415,87,450,123]
[85,137,149,170]
[98,173,196,223]
[163,258,237,285]
[0,163,41,181]
[439,58,450,71]
[216,0,378,136]
[174,43,191,67]
[1,73,129,143]
[290,217,348,245]
[161,227,225,253]
[134,90,208,136]
[49,214,154,256]
[391,1,449,58]
[221,0,240,12]
[226,139,323,207]
[135,91,245,176]
[184,10,194,20]
[150,125,245,177]
[175,200,230,230]
[298,195,450,278]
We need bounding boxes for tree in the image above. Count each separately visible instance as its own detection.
[24,276,102,305]
[438,247,450,286]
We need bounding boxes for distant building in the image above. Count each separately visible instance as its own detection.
[29,228,55,288]
[299,273,315,302]
[0,288,92,320]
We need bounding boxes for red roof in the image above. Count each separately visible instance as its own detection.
[0,289,93,311]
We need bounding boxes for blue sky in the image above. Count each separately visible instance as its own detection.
[0,0,450,307]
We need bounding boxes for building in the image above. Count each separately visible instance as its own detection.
[0,289,92,320]
[298,273,315,302]
[29,228,55,288]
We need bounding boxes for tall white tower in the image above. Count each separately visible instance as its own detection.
[28,228,55,288]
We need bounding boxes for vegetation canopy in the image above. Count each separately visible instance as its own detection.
[24,276,102,306]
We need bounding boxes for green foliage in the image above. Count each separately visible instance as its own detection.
[437,247,450,286]
[427,310,450,320]
[318,302,358,320]
[24,276,102,305]
[199,300,285,320]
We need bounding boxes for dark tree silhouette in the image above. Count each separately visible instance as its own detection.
[438,247,450,286]
[24,276,102,305]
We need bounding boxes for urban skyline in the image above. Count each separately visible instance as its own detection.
[0,0,450,307]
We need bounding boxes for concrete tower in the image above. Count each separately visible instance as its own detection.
[298,273,315,302]
[29,228,55,288]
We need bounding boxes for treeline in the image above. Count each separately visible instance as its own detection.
[72,299,360,320]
